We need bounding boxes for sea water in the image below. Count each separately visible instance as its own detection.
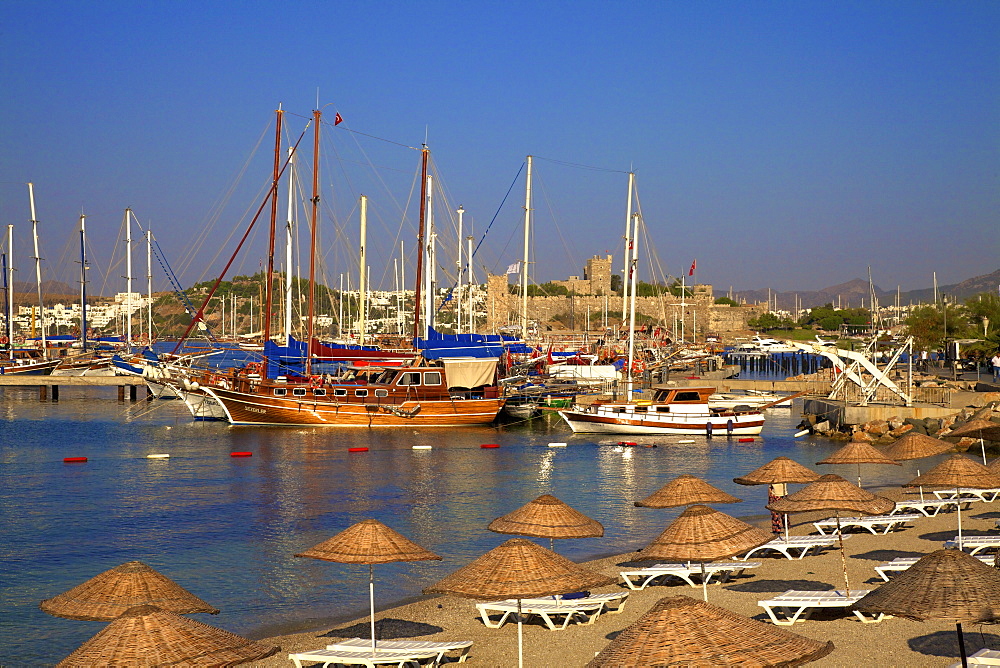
[0,384,936,665]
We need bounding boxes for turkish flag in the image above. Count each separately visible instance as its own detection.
[334,112,343,125]
[688,259,696,276]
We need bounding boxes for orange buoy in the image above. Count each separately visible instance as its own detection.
[63,456,88,463]
[230,451,252,457]
[738,438,754,443]
[480,443,500,449]
[348,447,369,453]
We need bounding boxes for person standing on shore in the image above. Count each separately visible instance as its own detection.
[991,351,1000,383]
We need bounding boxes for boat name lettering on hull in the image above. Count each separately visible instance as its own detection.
[246,407,267,414]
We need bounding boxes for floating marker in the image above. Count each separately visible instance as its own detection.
[230,451,253,457]
[618,441,637,446]
[548,442,567,448]
[480,443,500,449]
[348,447,369,453]
[738,438,754,443]
[412,445,432,450]
[677,439,695,444]
[794,429,810,438]
[146,454,170,459]
[63,456,88,463]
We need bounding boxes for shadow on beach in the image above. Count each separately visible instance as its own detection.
[320,618,443,640]
[724,579,833,593]
[908,630,1000,658]
[850,548,927,562]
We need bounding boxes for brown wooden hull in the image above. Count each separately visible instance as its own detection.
[202,386,505,427]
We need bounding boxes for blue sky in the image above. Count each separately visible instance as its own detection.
[1,1,997,297]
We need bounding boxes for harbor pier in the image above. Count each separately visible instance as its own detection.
[0,375,150,401]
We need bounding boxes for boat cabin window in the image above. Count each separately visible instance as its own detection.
[397,372,421,386]
[312,388,326,397]
[614,407,626,413]
[656,406,671,413]
[292,388,307,397]
[273,388,288,397]
[423,372,442,386]
[355,389,369,398]
[333,388,348,397]
[675,391,702,402]
[374,389,388,398]
[634,406,647,412]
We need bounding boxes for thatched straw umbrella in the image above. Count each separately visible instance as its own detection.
[636,504,772,601]
[634,474,742,508]
[488,494,604,551]
[768,474,893,595]
[587,595,834,667]
[853,549,1000,668]
[40,561,218,621]
[903,455,1000,549]
[734,457,821,539]
[424,538,614,668]
[295,519,440,654]
[881,432,954,500]
[56,604,278,667]
[949,419,1000,465]
[816,441,900,488]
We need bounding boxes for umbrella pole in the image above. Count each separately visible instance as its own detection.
[700,562,708,602]
[369,564,376,654]
[957,487,963,550]
[836,512,850,597]
[784,513,789,541]
[981,438,987,466]
[957,622,968,668]
[517,598,523,668]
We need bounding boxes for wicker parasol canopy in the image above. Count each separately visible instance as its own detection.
[766,474,894,515]
[39,561,219,622]
[989,457,1000,474]
[903,455,1000,490]
[634,474,742,508]
[56,604,279,667]
[853,549,1000,623]
[817,441,901,466]
[881,433,954,461]
[488,494,604,540]
[733,457,821,486]
[423,538,614,600]
[294,519,441,564]
[587,595,834,667]
[948,419,1000,441]
[637,505,773,563]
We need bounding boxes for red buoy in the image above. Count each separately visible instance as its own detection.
[230,451,252,457]
[63,456,88,463]
[348,447,369,453]
[618,441,637,446]
[480,443,500,449]
[738,438,754,443]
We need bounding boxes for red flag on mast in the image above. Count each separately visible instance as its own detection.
[688,259,696,276]
[334,112,343,125]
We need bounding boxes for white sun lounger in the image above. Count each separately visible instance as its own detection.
[934,488,1000,502]
[944,536,1000,555]
[475,592,628,630]
[289,647,441,668]
[619,561,761,590]
[758,590,885,626]
[948,648,1000,667]
[741,535,852,560]
[891,498,969,516]
[812,513,921,535]
[875,554,996,581]
[326,638,473,663]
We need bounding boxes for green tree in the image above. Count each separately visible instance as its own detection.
[714,296,738,306]
[905,303,970,350]
[747,312,785,331]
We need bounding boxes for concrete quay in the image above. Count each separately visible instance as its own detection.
[0,375,149,401]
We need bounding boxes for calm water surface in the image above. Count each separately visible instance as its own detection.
[0,384,939,665]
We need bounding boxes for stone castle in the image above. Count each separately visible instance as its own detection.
[485,255,764,336]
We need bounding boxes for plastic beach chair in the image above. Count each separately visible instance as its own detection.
[934,488,1000,503]
[288,647,441,668]
[757,589,884,626]
[475,592,628,630]
[891,498,968,516]
[943,535,1000,555]
[948,648,1000,667]
[812,513,921,535]
[618,561,761,590]
[326,638,473,663]
[741,535,852,560]
[874,554,996,581]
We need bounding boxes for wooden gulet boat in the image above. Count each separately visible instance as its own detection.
[196,364,505,427]
[558,386,765,435]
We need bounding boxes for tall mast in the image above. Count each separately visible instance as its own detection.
[412,146,429,339]
[399,240,406,336]
[284,146,295,345]
[621,171,635,333]
[305,108,321,375]
[79,215,88,351]
[1,252,7,355]
[5,225,13,351]
[424,174,435,334]
[146,229,153,343]
[358,194,368,346]
[466,234,475,333]
[263,106,284,349]
[520,155,532,337]
[456,205,464,333]
[124,208,133,345]
[28,183,47,354]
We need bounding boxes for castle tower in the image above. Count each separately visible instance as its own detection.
[584,255,613,296]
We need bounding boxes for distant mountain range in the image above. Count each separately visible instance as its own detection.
[716,268,1000,310]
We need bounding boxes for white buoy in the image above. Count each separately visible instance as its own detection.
[548,442,567,448]
[794,429,810,438]
[677,439,695,444]
[412,445,432,450]
[146,454,170,459]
